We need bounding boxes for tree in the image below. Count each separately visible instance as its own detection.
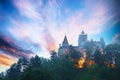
[30,55,41,68]
[105,43,120,56]
[84,42,94,58]
[52,58,78,80]
[94,48,105,66]
[105,43,120,66]
[69,45,82,61]
[6,63,21,80]
[19,67,55,80]
[17,57,29,72]
[50,51,57,62]
[6,58,29,80]
[0,72,4,80]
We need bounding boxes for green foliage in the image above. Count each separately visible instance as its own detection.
[30,55,41,68]
[50,51,57,62]
[18,55,78,80]
[6,63,21,80]
[2,43,120,80]
[105,44,120,51]
[105,44,120,60]
[84,42,94,57]
[69,45,82,60]
[0,73,3,80]
[55,59,77,80]
[19,67,55,80]
[5,58,29,80]
[94,48,105,66]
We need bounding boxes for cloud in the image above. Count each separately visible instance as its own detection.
[0,53,16,72]
[44,29,57,52]
[7,0,119,50]
[1,0,119,58]
[0,54,15,66]
[0,34,34,59]
[0,0,119,72]
[13,0,42,20]
[0,0,120,73]
[112,34,120,44]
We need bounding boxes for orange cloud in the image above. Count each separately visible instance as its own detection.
[0,54,15,67]
[44,30,57,53]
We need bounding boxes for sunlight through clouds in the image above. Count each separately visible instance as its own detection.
[7,0,119,56]
[0,0,119,70]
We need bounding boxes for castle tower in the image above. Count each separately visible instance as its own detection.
[62,35,69,47]
[58,35,69,57]
[78,30,88,47]
[100,37,105,48]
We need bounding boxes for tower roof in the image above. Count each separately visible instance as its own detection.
[81,30,85,34]
[62,35,69,46]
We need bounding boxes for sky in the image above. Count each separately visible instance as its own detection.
[0,0,120,72]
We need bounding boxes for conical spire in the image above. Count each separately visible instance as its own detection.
[62,35,69,46]
[81,30,85,34]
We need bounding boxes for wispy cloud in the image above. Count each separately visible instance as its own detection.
[0,34,34,59]
[0,54,15,66]
[0,0,119,70]
[112,34,120,43]
[6,0,119,54]
[44,29,57,52]
[0,53,16,72]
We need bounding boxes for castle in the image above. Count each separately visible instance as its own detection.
[58,30,105,57]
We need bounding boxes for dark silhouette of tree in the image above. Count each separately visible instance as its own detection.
[6,58,29,80]
[17,57,29,72]
[6,63,20,80]
[50,58,77,80]
[84,42,94,58]
[105,43,120,66]
[0,75,1,80]
[30,55,41,68]
[105,44,120,57]
[2,43,120,80]
[50,51,57,62]
[69,45,82,61]
[19,67,55,80]
[0,72,4,80]
[94,48,105,66]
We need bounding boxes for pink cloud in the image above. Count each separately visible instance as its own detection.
[112,34,120,43]
[7,0,118,57]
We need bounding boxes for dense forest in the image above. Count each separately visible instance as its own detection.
[0,43,120,80]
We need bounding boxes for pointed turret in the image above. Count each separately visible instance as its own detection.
[62,35,69,47]
[81,30,85,34]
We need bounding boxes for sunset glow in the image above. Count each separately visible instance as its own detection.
[0,54,15,66]
[0,0,120,72]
